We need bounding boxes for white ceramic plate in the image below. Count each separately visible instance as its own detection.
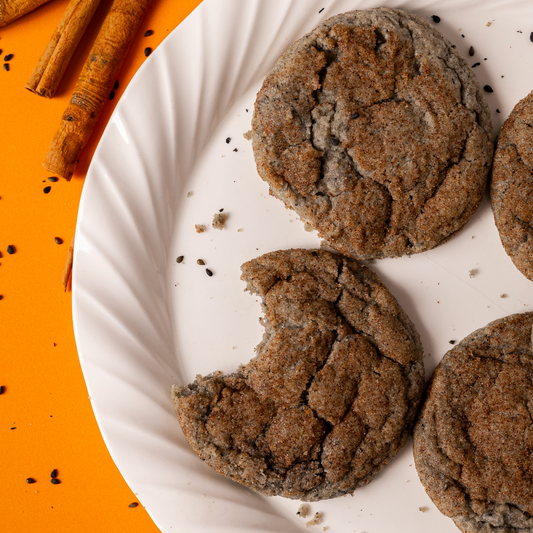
[72,1,533,531]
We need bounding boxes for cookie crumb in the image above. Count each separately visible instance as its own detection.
[187,191,193,197]
[212,212,229,230]
[469,269,477,278]
[419,506,428,513]
[500,294,507,298]
[306,512,322,528]
[297,504,310,518]
[487,21,492,27]
[243,130,252,141]
[195,224,205,233]
[237,228,243,232]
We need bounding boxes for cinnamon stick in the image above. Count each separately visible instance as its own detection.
[62,233,75,292]
[0,0,52,27]
[43,0,152,180]
[26,0,102,98]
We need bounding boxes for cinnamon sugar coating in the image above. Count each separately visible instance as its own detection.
[414,313,533,533]
[491,91,533,281]
[173,249,424,500]
[252,8,493,259]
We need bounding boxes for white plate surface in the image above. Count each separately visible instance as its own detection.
[73,1,533,531]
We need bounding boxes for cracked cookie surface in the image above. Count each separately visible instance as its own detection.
[252,8,493,260]
[491,91,533,281]
[413,312,533,533]
[172,249,424,501]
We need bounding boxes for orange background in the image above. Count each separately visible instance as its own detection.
[0,0,201,530]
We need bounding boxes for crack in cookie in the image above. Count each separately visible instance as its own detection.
[252,8,493,260]
[491,90,533,281]
[173,249,424,501]
[414,313,533,533]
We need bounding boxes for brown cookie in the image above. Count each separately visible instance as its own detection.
[173,249,424,501]
[413,312,533,533]
[491,91,533,281]
[252,8,493,260]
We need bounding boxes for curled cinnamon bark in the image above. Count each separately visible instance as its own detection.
[62,233,75,292]
[43,0,152,180]
[0,0,52,27]
[26,0,102,98]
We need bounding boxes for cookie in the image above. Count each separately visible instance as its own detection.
[413,312,533,533]
[491,91,533,281]
[173,248,424,501]
[252,8,493,260]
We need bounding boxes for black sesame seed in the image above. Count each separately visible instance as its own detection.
[51,469,58,479]
[468,46,475,56]
[54,237,63,245]
[530,32,533,42]
[44,186,51,194]
[318,7,324,13]
[176,255,184,263]
[7,245,15,255]
[0,50,2,55]
[431,15,440,23]
[109,89,115,100]
[484,85,493,93]
[144,47,152,57]
[349,112,360,119]
[4,54,13,61]
[226,137,231,143]
[114,80,119,90]
[128,502,139,508]
[233,148,238,152]
[51,478,61,485]
[206,268,213,277]
[219,208,224,212]
[0,386,4,394]
[496,109,500,113]
[3,63,9,71]
[197,259,205,265]
[449,340,456,344]
[461,34,465,38]
[48,177,59,182]
[10,427,16,430]
[144,30,154,37]
[471,62,480,68]
[26,478,36,484]
[0,296,3,301]
[330,137,340,146]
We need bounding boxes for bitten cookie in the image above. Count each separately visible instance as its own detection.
[252,8,493,260]
[491,91,533,281]
[173,249,424,501]
[414,312,533,533]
